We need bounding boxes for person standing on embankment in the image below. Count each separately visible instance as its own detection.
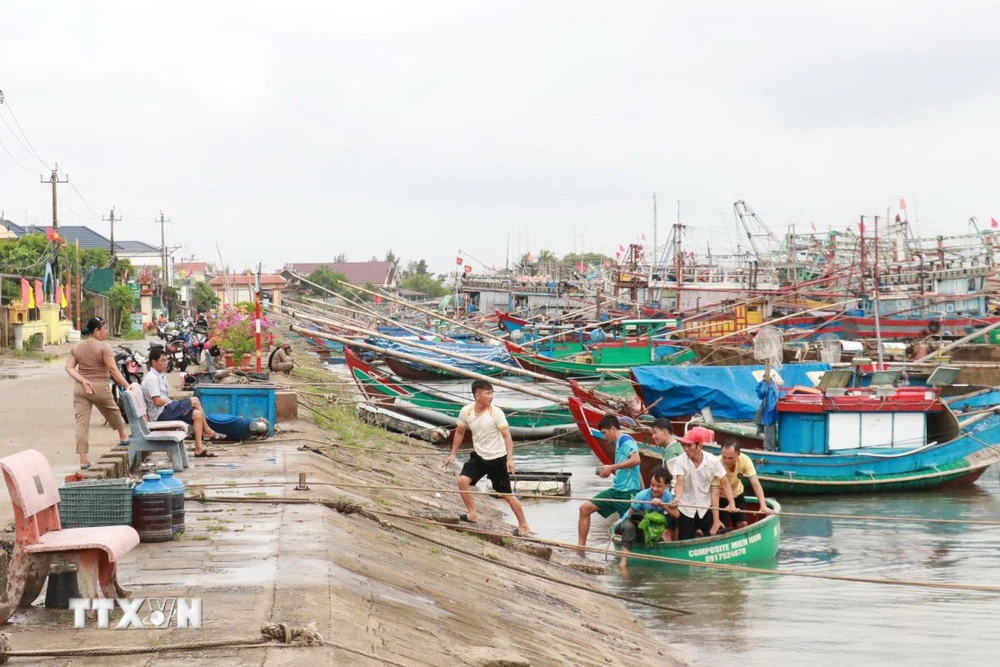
[64,316,130,469]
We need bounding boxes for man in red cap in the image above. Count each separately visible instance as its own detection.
[669,426,737,539]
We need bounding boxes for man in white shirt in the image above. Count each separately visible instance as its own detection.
[142,348,219,457]
[670,426,737,539]
[443,379,531,537]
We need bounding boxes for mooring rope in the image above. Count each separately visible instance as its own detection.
[372,512,1000,595]
[190,479,1000,527]
[0,622,414,666]
[183,491,690,615]
[185,492,1000,595]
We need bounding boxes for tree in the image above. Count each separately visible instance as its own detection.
[402,258,429,279]
[307,267,350,296]
[384,249,399,268]
[108,284,135,335]
[193,281,220,312]
[113,258,134,283]
[401,274,448,298]
[333,252,347,263]
[162,286,181,317]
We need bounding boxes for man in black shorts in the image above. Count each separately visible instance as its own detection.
[443,379,531,536]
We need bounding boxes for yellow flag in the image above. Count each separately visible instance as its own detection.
[60,286,68,308]
[28,286,35,308]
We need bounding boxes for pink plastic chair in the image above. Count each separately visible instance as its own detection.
[0,449,139,623]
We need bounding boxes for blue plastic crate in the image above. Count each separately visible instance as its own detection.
[194,384,276,435]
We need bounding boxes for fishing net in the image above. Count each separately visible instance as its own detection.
[753,326,783,370]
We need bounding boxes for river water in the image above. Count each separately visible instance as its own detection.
[504,443,1000,666]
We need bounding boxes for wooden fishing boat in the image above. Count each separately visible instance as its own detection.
[505,337,697,381]
[609,497,781,565]
[572,366,1000,494]
[383,356,507,381]
[345,348,579,439]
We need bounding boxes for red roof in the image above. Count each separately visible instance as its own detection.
[209,274,287,287]
[284,261,397,286]
[175,262,208,273]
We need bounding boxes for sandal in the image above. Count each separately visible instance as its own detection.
[194,450,217,458]
[80,463,91,470]
[511,528,531,537]
[458,513,479,524]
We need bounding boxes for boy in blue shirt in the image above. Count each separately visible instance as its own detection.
[577,414,641,553]
[615,466,679,571]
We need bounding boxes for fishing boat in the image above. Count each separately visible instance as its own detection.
[505,322,698,380]
[574,364,1000,494]
[344,348,578,440]
[610,497,781,565]
[371,339,513,381]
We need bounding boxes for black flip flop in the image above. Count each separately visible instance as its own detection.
[511,528,531,537]
[194,450,217,458]
[458,513,478,524]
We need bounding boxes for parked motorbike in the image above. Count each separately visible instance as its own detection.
[110,346,146,423]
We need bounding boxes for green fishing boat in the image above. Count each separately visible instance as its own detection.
[610,497,781,565]
[505,339,697,380]
[345,349,577,438]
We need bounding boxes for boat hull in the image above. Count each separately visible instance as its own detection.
[611,498,781,565]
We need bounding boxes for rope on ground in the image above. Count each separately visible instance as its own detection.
[184,492,690,615]
[373,512,1000,595]
[0,622,413,666]
[191,479,1000,527]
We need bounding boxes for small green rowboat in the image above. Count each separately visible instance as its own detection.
[610,497,781,565]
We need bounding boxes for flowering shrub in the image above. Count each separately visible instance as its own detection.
[210,304,272,358]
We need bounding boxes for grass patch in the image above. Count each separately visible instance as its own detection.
[205,524,228,532]
[428,547,442,556]
[190,534,209,541]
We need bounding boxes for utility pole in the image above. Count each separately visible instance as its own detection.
[158,211,170,292]
[41,164,68,302]
[102,207,118,257]
[41,164,68,230]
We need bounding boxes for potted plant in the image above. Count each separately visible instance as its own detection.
[210,305,272,368]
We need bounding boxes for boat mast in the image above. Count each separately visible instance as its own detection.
[651,192,658,304]
[872,215,884,368]
[675,200,683,312]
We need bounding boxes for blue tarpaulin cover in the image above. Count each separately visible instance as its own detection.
[632,363,831,421]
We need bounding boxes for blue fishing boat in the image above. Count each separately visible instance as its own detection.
[370,338,514,381]
[615,365,1000,494]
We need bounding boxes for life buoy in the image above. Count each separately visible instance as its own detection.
[927,320,941,334]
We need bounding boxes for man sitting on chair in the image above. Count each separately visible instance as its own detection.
[142,349,218,457]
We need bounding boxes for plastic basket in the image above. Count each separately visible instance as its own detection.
[59,478,134,529]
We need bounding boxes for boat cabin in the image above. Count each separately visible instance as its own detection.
[775,367,960,455]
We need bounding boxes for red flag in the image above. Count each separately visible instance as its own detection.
[491,264,497,271]
[899,198,907,210]
[859,220,865,234]
[641,233,646,241]
[603,260,611,268]
[992,218,999,229]
[576,261,584,272]
[810,221,816,232]
[464,264,472,274]
[618,244,625,252]
[615,252,621,260]
[455,257,463,266]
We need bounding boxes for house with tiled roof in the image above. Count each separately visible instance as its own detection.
[0,220,163,273]
[208,272,287,312]
[283,261,399,288]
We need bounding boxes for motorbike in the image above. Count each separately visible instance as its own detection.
[110,346,146,423]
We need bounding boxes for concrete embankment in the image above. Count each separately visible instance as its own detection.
[0,344,683,666]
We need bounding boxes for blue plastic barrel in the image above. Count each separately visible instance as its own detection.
[132,474,173,543]
[156,469,185,535]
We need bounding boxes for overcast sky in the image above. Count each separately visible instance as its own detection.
[2,1,999,276]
